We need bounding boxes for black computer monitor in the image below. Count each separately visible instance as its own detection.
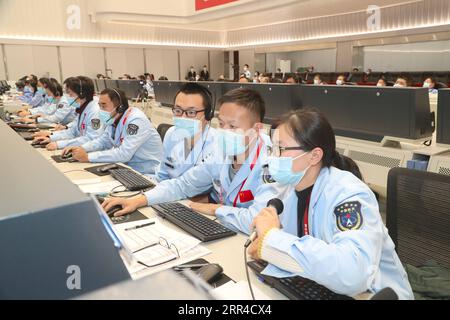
[154,81,185,107]
[117,80,142,100]
[437,89,450,146]
[296,85,432,142]
[104,79,119,90]
[95,79,106,93]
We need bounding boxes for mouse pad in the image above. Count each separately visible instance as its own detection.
[51,155,79,163]
[109,210,148,225]
[84,164,127,176]
[174,258,234,288]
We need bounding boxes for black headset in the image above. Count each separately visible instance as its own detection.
[78,78,85,99]
[199,85,215,121]
[111,88,128,114]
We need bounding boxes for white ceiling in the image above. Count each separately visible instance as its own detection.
[98,0,419,31]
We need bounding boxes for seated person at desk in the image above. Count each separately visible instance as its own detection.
[245,109,413,299]
[33,76,104,151]
[313,74,325,85]
[17,78,51,117]
[394,76,410,88]
[18,78,76,125]
[156,83,217,181]
[423,77,438,94]
[101,88,274,219]
[376,78,388,87]
[61,88,162,175]
[335,74,346,86]
[19,79,46,108]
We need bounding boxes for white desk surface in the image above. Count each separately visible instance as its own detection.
[33,146,287,300]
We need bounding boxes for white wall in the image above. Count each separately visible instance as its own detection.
[106,48,145,79]
[0,46,6,79]
[209,51,224,81]
[266,48,337,73]
[60,47,105,80]
[145,48,179,80]
[364,40,450,71]
[239,49,255,75]
[4,45,60,80]
[179,50,209,80]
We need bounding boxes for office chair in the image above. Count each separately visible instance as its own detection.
[386,168,450,269]
[156,123,173,141]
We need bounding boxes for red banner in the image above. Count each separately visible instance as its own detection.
[195,0,238,11]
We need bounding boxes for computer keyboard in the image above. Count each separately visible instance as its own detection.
[248,260,353,300]
[110,168,155,191]
[151,202,237,242]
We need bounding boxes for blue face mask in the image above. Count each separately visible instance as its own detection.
[98,110,114,125]
[23,86,32,93]
[218,129,247,156]
[66,95,80,109]
[267,152,310,185]
[46,96,55,104]
[37,87,46,95]
[173,117,201,138]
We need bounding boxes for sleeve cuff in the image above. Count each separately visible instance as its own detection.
[215,206,229,218]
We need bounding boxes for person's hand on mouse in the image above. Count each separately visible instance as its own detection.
[61,146,75,157]
[33,136,50,144]
[32,130,50,138]
[20,117,36,124]
[54,124,67,131]
[17,110,30,117]
[46,142,58,151]
[70,147,89,162]
[101,195,148,217]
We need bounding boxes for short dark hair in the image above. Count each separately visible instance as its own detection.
[244,64,249,68]
[47,78,63,97]
[218,88,265,122]
[174,83,213,119]
[64,76,95,101]
[397,75,411,86]
[100,88,129,111]
[38,77,51,89]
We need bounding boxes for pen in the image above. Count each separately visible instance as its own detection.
[125,221,155,231]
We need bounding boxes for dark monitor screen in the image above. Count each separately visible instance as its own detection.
[297,85,432,142]
[437,89,450,145]
[117,80,142,100]
[96,80,106,93]
[104,80,119,90]
[153,81,185,107]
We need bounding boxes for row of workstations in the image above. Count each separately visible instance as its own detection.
[0,119,288,300]
[152,81,450,197]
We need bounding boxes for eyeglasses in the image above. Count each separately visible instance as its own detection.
[268,144,305,157]
[172,107,205,118]
[136,236,180,269]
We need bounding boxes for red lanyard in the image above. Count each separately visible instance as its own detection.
[79,112,87,135]
[113,109,132,145]
[231,141,263,207]
[303,195,311,236]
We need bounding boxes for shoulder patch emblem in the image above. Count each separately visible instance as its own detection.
[91,118,101,130]
[334,201,363,231]
[57,103,65,109]
[127,123,139,135]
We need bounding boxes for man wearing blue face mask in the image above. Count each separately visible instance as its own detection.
[61,88,162,175]
[156,83,217,181]
[33,76,104,151]
[101,88,276,219]
[244,109,414,300]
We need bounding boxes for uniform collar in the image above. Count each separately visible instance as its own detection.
[309,167,331,209]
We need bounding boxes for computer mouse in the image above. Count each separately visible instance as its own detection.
[107,205,123,217]
[98,164,119,173]
[61,152,73,159]
[195,264,223,284]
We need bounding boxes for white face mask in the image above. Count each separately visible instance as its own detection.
[314,79,320,85]
[377,82,384,87]
[336,80,343,85]
[423,82,430,88]
[394,83,404,88]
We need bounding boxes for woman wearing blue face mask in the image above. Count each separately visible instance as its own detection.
[156,83,217,181]
[247,109,414,300]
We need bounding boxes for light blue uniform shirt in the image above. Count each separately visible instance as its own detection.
[156,125,217,181]
[82,107,162,175]
[144,134,272,210]
[233,167,414,299]
[50,100,104,149]
[36,96,76,125]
